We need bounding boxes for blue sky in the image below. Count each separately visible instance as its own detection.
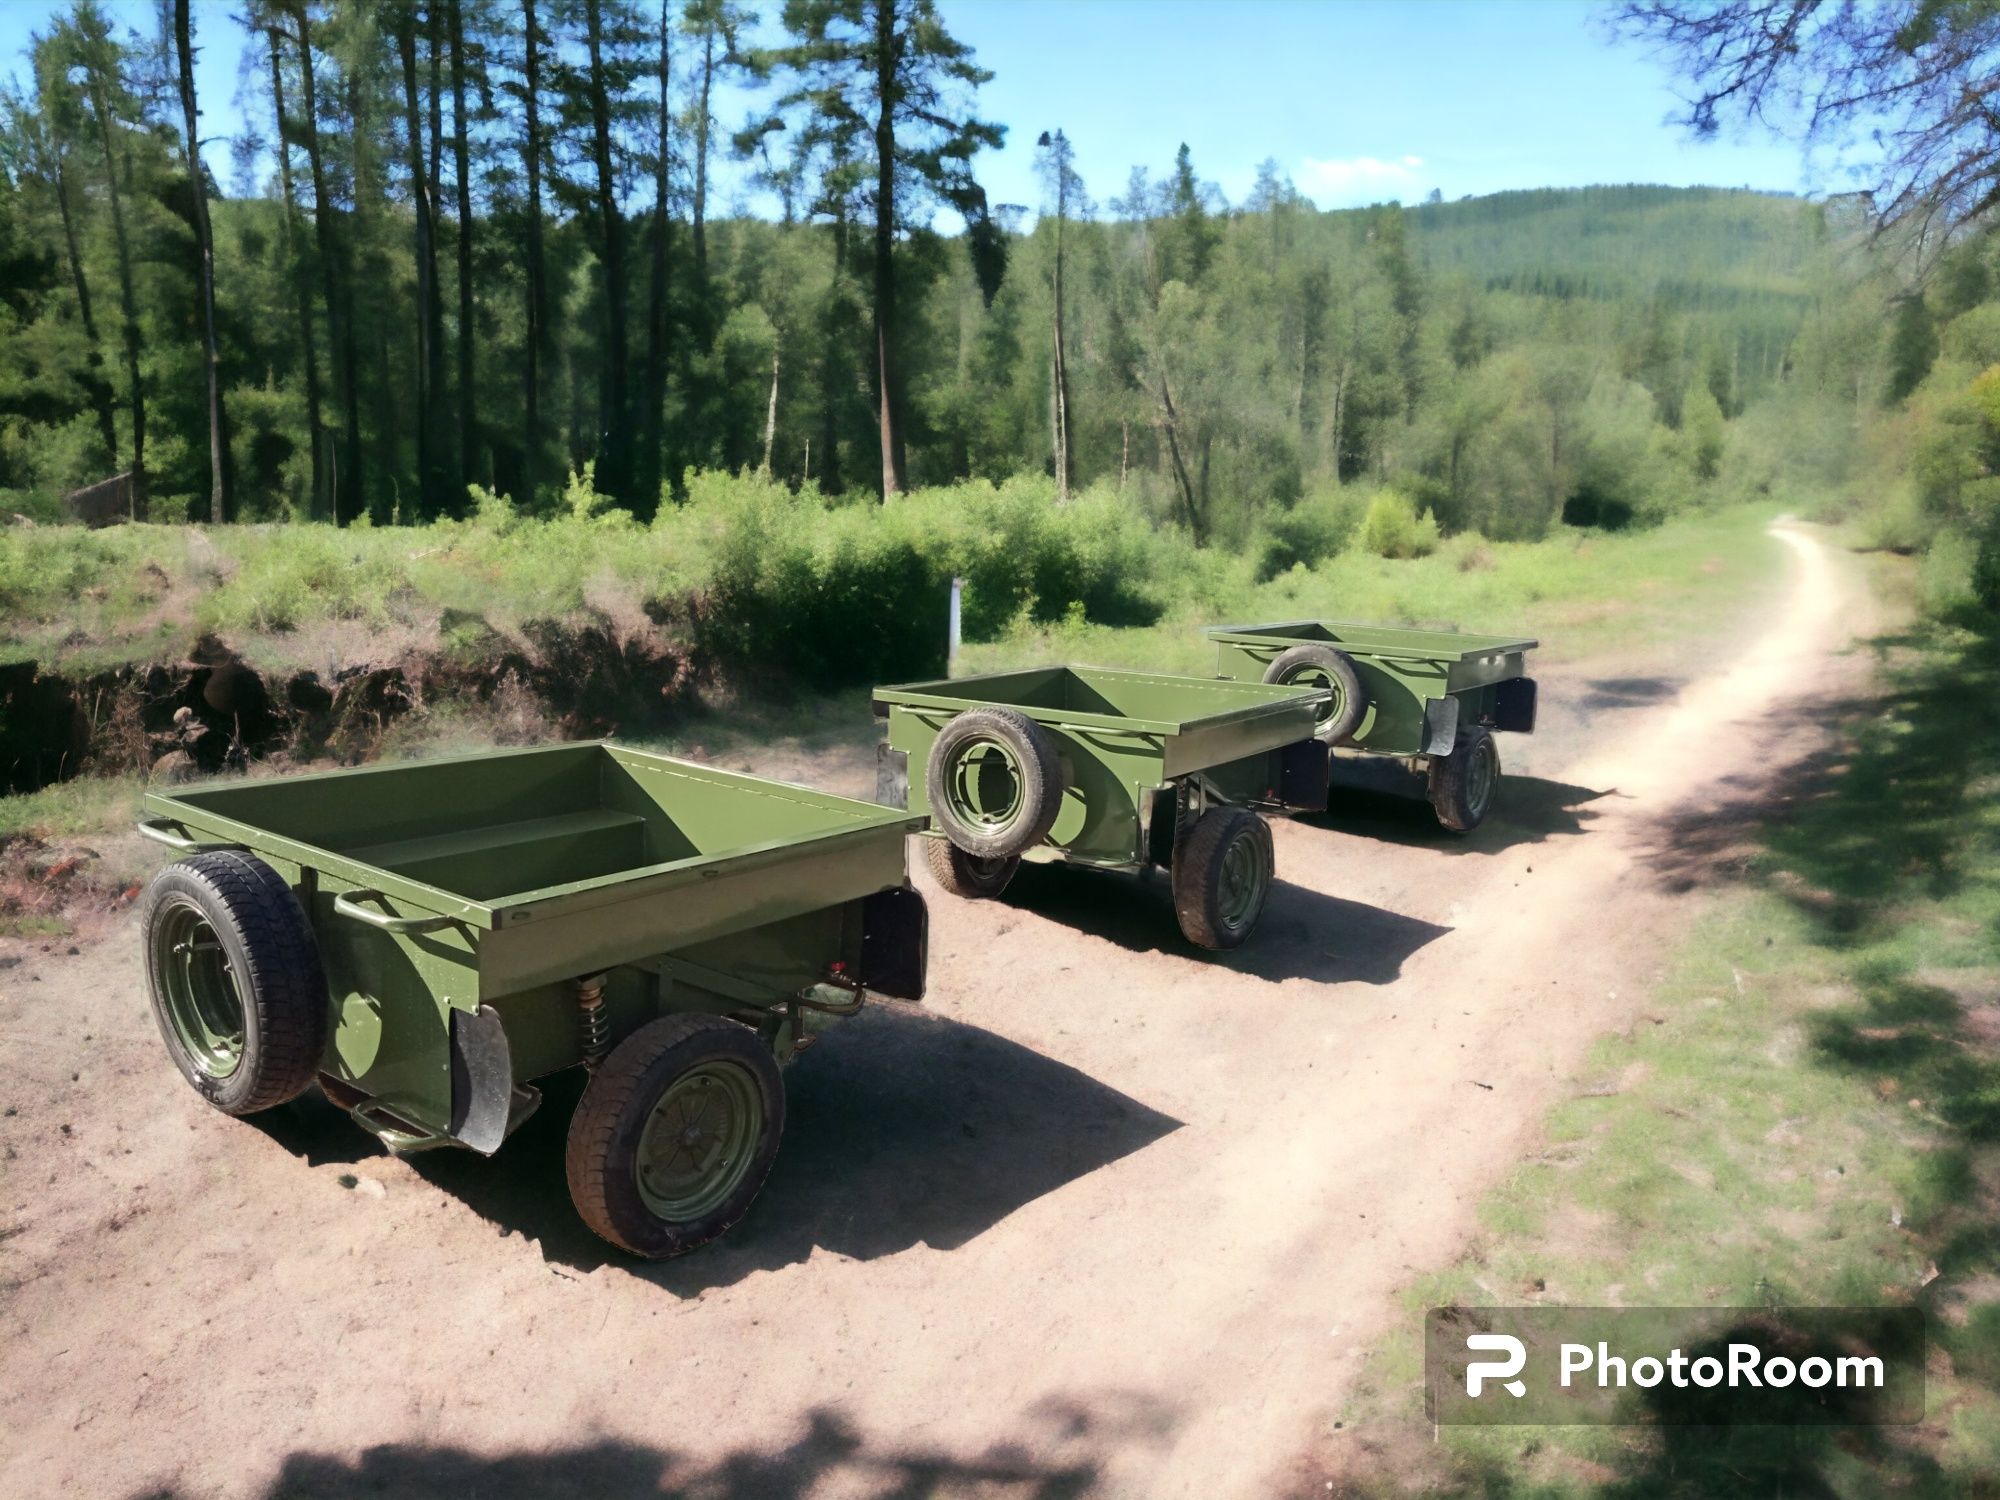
[0,0,1818,217]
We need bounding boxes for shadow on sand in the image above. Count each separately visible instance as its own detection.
[128,1391,1182,1500]
[253,1003,1180,1291]
[1296,756,1613,857]
[997,859,1450,985]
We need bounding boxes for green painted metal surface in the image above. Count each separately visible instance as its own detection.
[875,665,1326,868]
[141,743,924,1144]
[1206,620,1537,756]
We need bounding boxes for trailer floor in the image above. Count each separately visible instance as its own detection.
[0,522,1878,1500]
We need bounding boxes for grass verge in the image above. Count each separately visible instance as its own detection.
[959,506,1782,680]
[1319,605,2000,1496]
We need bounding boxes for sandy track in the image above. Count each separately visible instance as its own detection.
[0,524,1869,1499]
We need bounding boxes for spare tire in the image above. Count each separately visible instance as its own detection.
[141,850,328,1115]
[1263,644,1366,745]
[924,706,1065,860]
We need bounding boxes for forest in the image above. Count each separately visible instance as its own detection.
[0,0,1994,623]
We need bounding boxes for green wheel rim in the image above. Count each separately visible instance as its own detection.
[634,1061,763,1222]
[1217,829,1269,930]
[945,736,1027,836]
[1283,664,1346,736]
[1466,737,1498,819]
[154,900,246,1079]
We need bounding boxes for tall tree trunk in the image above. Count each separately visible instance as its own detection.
[521,0,547,504]
[52,159,121,465]
[1050,167,1071,500]
[820,213,847,496]
[292,1,362,523]
[174,0,229,523]
[693,28,712,283]
[266,24,325,517]
[871,0,901,497]
[644,2,671,508]
[83,68,145,501]
[584,0,629,502]
[449,0,475,500]
[761,345,780,479]
[1157,374,1200,539]
[395,8,436,517]
[426,1,451,502]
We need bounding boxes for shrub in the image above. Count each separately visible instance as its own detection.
[1253,486,1364,581]
[1358,490,1441,559]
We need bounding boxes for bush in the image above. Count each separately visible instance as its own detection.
[1358,490,1441,559]
[1253,486,1364,581]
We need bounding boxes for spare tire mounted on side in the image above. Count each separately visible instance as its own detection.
[1262,644,1367,745]
[924,705,1065,860]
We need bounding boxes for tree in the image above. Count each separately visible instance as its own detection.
[509,0,551,503]
[173,0,229,522]
[256,2,326,515]
[447,0,479,493]
[683,0,754,288]
[68,3,147,497]
[1614,0,2000,255]
[763,0,1005,496]
[394,1,442,514]
[288,0,364,522]
[1036,127,1087,500]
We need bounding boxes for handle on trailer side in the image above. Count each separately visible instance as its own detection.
[332,890,460,935]
[136,818,244,854]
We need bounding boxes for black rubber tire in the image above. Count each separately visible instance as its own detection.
[1171,806,1275,951]
[924,706,1065,860]
[1263,644,1367,745]
[141,851,328,1116]
[1428,724,1501,832]
[565,1014,785,1259]
[922,836,1019,900]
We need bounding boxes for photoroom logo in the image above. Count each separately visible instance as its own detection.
[1425,1307,1924,1426]
[1463,1333,1527,1399]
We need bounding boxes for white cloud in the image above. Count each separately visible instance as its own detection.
[1297,154,1428,201]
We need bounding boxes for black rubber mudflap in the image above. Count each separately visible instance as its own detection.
[1277,737,1332,810]
[449,1004,515,1155]
[859,885,928,1001]
[1493,677,1538,734]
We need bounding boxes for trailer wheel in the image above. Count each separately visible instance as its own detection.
[566,1015,784,1259]
[925,706,1064,860]
[1428,725,1500,832]
[922,836,1019,900]
[1172,807,1274,951]
[1263,644,1366,745]
[141,851,328,1116]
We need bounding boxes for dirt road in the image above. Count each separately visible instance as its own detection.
[0,523,1871,1499]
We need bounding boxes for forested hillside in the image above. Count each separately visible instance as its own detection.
[1,0,1993,616]
[0,0,1834,544]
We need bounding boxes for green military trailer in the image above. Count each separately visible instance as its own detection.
[1205,620,1538,831]
[136,742,928,1259]
[873,665,1331,950]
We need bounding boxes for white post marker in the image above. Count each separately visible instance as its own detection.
[948,575,963,677]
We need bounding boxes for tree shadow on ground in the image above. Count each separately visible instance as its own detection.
[127,1391,1178,1500]
[1610,610,2000,1497]
[386,1002,1179,1290]
[997,860,1450,985]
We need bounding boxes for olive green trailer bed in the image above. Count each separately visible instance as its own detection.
[137,742,927,1258]
[873,665,1330,949]
[1206,620,1538,831]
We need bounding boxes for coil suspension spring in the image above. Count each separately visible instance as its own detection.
[576,974,610,1069]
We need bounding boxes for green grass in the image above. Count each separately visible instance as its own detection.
[958,506,1783,680]
[0,775,144,840]
[1326,606,2000,1497]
